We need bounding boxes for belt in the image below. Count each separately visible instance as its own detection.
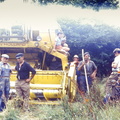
[81,74,90,76]
[111,72,118,75]
[18,79,26,81]
[0,76,9,78]
[80,75,90,77]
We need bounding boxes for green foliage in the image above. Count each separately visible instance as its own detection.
[0,0,5,2]
[3,101,20,120]
[1,82,120,120]
[58,18,120,77]
[0,0,119,9]
[72,0,119,10]
[34,0,119,10]
[22,0,120,10]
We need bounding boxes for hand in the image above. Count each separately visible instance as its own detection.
[26,78,31,83]
[73,61,77,64]
[82,62,85,66]
[90,73,96,79]
[52,49,56,52]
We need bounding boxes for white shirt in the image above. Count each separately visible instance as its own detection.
[55,37,62,46]
[112,55,120,71]
[112,55,120,72]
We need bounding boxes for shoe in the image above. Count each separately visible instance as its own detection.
[24,109,30,113]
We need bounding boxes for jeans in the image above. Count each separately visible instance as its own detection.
[0,91,6,111]
[0,65,11,111]
[77,75,92,93]
[0,78,10,111]
[76,70,80,87]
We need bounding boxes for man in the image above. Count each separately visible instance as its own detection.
[15,53,36,111]
[72,55,80,68]
[77,52,97,95]
[54,32,63,50]
[105,48,120,100]
[61,36,70,52]
[53,32,69,55]
[0,54,11,111]
[70,55,80,90]
[70,55,80,77]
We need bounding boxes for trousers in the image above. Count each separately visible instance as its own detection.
[0,78,10,111]
[77,75,92,93]
[15,80,30,111]
[105,73,118,95]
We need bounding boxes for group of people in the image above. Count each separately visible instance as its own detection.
[105,48,120,102]
[0,53,36,112]
[0,47,119,112]
[71,52,97,98]
[72,48,120,102]
[54,32,70,55]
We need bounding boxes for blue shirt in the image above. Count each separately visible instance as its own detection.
[0,62,11,77]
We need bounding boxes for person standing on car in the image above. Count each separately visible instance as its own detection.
[105,48,120,99]
[15,53,36,112]
[0,54,11,111]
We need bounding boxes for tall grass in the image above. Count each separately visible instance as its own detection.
[1,81,120,120]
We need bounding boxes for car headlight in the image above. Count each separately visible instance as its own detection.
[36,36,42,41]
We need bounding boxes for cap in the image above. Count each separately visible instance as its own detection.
[16,53,24,59]
[61,38,66,41]
[84,52,90,56]
[73,55,79,58]
[63,43,68,47]
[57,31,63,36]
[1,54,9,59]
[113,48,120,53]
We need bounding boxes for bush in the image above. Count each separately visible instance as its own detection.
[58,18,120,77]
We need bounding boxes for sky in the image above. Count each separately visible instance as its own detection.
[0,0,120,30]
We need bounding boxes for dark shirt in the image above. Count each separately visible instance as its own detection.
[78,60,97,76]
[15,61,36,80]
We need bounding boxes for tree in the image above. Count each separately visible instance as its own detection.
[0,0,5,2]
[58,18,120,77]
[36,0,119,9]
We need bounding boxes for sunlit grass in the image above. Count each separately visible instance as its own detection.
[0,80,119,120]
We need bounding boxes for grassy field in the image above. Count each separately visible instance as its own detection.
[0,78,120,120]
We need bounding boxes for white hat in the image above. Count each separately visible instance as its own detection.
[73,55,79,58]
[113,48,120,53]
[1,54,9,59]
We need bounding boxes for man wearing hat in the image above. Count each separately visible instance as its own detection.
[77,52,97,96]
[15,53,36,112]
[72,55,80,67]
[0,54,11,111]
[105,48,120,101]
[70,55,80,89]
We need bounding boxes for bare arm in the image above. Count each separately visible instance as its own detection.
[10,66,16,71]
[90,62,97,79]
[26,74,36,82]
[78,62,85,71]
[26,64,36,83]
[90,69,97,79]
[111,62,117,68]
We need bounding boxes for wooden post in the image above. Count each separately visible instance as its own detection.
[82,49,90,95]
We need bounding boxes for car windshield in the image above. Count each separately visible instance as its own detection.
[0,25,27,42]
